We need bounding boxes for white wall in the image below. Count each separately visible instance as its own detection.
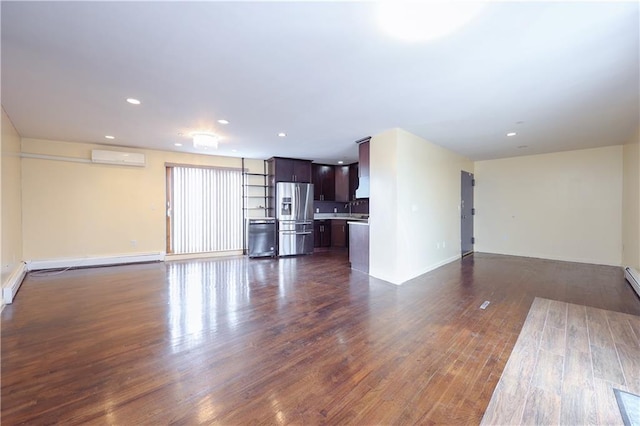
[622,128,640,270]
[369,129,400,281]
[21,138,265,262]
[475,146,623,266]
[1,108,24,288]
[370,128,473,284]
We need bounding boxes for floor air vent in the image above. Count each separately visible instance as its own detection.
[624,267,640,298]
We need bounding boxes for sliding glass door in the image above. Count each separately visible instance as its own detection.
[166,165,243,254]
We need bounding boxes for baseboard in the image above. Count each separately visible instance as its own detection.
[474,249,620,267]
[402,254,461,284]
[26,252,165,271]
[623,266,640,298]
[3,262,28,304]
[371,254,462,285]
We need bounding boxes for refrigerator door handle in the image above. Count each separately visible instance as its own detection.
[295,184,300,219]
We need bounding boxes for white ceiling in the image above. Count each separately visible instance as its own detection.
[2,1,638,164]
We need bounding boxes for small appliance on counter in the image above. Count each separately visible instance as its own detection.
[276,182,314,256]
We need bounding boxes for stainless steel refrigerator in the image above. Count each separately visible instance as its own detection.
[276,182,314,256]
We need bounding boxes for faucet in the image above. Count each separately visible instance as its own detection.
[345,202,352,215]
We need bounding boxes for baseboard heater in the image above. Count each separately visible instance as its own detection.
[2,263,27,305]
[27,252,165,271]
[624,267,640,298]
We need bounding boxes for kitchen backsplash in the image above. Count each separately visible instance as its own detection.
[314,199,369,214]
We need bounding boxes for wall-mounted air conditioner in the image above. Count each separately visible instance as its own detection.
[91,149,146,167]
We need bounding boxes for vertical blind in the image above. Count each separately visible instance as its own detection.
[170,166,243,254]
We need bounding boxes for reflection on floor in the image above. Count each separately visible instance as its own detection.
[482,297,640,425]
[2,253,640,424]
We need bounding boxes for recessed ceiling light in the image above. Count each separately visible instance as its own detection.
[105,135,115,140]
[126,98,141,105]
[218,119,229,125]
[232,149,238,152]
[518,145,528,149]
[278,132,286,137]
[338,161,344,164]
[174,143,183,147]
[507,132,517,137]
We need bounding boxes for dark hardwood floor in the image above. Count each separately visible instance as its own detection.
[2,252,639,424]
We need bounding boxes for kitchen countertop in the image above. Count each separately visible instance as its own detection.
[314,213,369,221]
[347,221,369,226]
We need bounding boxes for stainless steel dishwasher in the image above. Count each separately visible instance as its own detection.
[247,218,276,258]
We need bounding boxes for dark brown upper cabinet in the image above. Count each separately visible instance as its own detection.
[267,157,312,184]
[312,164,335,201]
[348,163,359,201]
[355,139,370,199]
[358,140,370,178]
[335,165,350,202]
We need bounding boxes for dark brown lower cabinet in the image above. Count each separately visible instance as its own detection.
[314,220,331,248]
[331,220,348,248]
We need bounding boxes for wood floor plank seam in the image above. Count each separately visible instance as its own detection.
[607,314,631,390]
[482,296,640,425]
[516,301,543,425]
[556,301,569,425]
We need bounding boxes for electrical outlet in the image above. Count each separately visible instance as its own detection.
[130,240,137,248]
[442,241,446,248]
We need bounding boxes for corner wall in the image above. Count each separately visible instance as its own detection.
[370,128,473,284]
[475,145,623,266]
[622,128,640,270]
[1,108,24,288]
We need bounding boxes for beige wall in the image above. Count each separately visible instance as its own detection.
[370,128,473,284]
[475,146,623,266]
[15,131,634,275]
[21,138,265,261]
[622,127,640,269]
[1,108,24,286]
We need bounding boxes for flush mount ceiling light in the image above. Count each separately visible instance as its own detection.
[278,132,286,137]
[174,143,183,147]
[217,119,229,125]
[105,135,115,140]
[338,161,344,164]
[126,98,141,105]
[507,132,517,137]
[377,2,485,42]
[192,132,220,149]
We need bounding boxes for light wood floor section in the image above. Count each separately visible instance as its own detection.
[482,297,640,425]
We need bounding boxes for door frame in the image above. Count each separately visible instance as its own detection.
[461,170,474,257]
